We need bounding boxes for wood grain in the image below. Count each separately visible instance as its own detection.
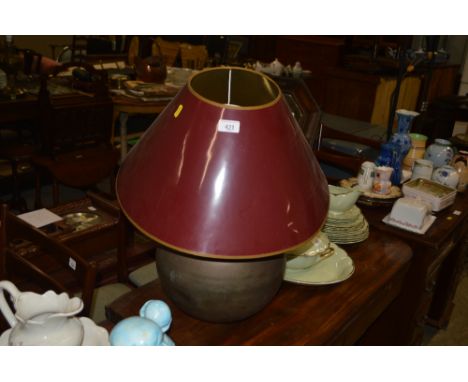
[106,229,411,345]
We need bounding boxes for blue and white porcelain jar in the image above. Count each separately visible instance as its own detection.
[431,165,459,189]
[424,138,454,168]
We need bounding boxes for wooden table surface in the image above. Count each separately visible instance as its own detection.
[106,229,412,345]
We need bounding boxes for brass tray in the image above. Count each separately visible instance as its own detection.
[62,212,102,232]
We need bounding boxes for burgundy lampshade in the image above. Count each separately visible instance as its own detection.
[116,67,329,259]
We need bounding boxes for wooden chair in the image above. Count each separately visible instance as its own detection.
[180,43,208,69]
[32,62,119,208]
[0,203,133,323]
[152,37,180,67]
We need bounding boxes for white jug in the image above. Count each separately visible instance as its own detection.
[0,280,85,345]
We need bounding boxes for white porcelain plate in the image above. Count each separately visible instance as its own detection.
[284,243,355,285]
[0,317,109,346]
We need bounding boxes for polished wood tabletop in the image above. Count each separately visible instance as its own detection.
[106,229,412,345]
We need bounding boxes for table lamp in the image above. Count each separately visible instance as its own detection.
[116,67,329,322]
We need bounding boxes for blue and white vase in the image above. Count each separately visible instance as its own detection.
[388,109,419,184]
[375,142,395,167]
[424,138,455,168]
[389,110,420,156]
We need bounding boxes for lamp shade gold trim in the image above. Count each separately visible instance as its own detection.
[116,67,329,259]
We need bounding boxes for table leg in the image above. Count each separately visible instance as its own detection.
[119,112,129,160]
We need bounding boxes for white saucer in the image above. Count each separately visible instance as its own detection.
[382,214,436,235]
[284,243,355,285]
[0,317,109,346]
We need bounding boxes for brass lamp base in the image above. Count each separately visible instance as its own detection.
[156,248,285,323]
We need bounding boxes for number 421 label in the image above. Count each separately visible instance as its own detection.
[217,119,240,134]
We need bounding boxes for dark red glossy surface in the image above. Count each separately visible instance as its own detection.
[116,69,329,258]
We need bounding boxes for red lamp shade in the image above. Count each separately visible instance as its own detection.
[116,67,329,259]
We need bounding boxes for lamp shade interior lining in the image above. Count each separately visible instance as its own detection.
[190,68,280,107]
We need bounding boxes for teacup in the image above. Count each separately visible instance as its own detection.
[286,233,334,270]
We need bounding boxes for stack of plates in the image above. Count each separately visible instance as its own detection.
[322,205,369,244]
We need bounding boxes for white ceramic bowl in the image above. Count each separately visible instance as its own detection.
[328,185,361,214]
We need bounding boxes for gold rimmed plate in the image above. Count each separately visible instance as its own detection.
[284,243,355,285]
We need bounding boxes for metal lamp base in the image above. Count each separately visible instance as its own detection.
[156,248,285,323]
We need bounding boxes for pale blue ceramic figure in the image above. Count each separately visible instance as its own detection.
[109,300,175,346]
[139,300,172,332]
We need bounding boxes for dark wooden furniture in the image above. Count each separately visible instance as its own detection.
[274,76,322,147]
[273,36,345,107]
[0,95,38,124]
[2,192,155,289]
[311,124,468,344]
[0,95,40,212]
[39,192,156,286]
[358,193,468,345]
[32,62,119,207]
[256,36,459,128]
[1,203,98,317]
[323,67,386,122]
[105,230,412,345]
